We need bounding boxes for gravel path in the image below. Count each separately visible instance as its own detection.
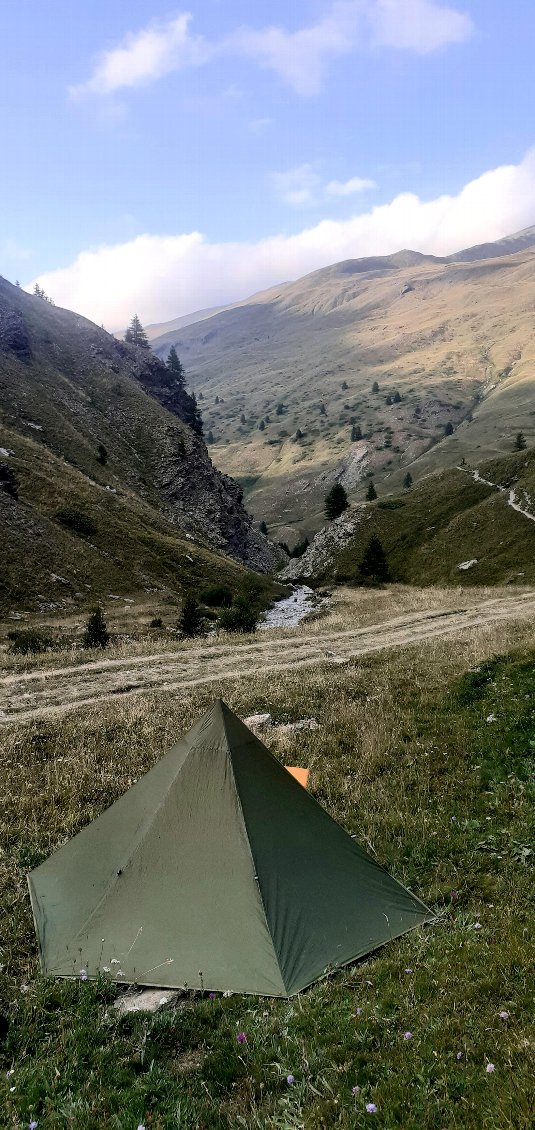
[1,592,534,724]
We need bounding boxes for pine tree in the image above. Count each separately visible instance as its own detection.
[351,424,362,441]
[385,394,393,406]
[96,443,108,466]
[372,381,379,393]
[294,428,303,440]
[240,413,246,424]
[393,390,402,403]
[166,346,186,390]
[325,482,349,520]
[319,403,326,415]
[258,419,265,431]
[366,480,377,501]
[0,463,19,500]
[260,520,268,535]
[215,395,220,405]
[207,430,214,444]
[359,535,389,584]
[514,431,527,451]
[341,380,349,390]
[124,314,149,348]
[178,596,203,638]
[444,421,454,436]
[83,607,109,649]
[186,392,203,437]
[403,471,413,489]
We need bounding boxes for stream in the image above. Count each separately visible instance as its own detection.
[260,586,318,630]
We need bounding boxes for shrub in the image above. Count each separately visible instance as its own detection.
[219,597,258,634]
[57,508,97,538]
[97,444,108,465]
[0,463,19,500]
[378,499,405,510]
[8,629,54,655]
[200,585,233,607]
[83,607,109,649]
[445,421,454,436]
[149,617,163,628]
[372,381,379,393]
[259,520,268,535]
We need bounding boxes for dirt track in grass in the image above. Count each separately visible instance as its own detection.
[2,591,535,724]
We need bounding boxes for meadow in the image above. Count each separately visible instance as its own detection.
[0,598,533,1128]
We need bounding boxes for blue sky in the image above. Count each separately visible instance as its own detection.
[2,0,535,326]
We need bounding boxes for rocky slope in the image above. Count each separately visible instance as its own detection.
[0,278,276,610]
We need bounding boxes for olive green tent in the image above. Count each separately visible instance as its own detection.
[28,700,433,996]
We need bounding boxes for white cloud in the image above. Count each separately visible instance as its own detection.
[326,176,377,195]
[369,0,473,53]
[70,13,214,98]
[271,165,323,206]
[27,150,535,331]
[72,2,474,98]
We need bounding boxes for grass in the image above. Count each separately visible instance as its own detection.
[0,610,533,1127]
[334,450,535,587]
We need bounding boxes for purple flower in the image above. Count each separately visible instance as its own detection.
[137,1125,145,1129]
[209,992,216,1000]
[366,1103,377,1113]
[79,969,88,981]
[456,1051,463,1060]
[473,922,482,930]
[236,1031,247,1044]
[404,1031,412,1040]
[486,1063,495,1074]
[29,1123,38,1130]
[352,1086,360,1094]
[499,1010,510,1020]
[355,1007,363,1016]
[404,968,413,974]
[286,1074,294,1084]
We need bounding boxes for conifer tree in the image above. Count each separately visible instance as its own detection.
[359,535,389,584]
[260,520,268,535]
[207,430,214,444]
[514,431,527,451]
[97,443,108,466]
[393,390,402,403]
[366,480,377,501]
[124,314,149,348]
[325,482,348,520]
[351,424,362,441]
[444,421,454,436]
[403,471,413,489]
[83,607,109,649]
[258,419,265,431]
[166,346,186,390]
[178,596,203,638]
[372,381,380,393]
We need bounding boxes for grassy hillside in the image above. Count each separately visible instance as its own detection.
[0,278,275,610]
[1,613,533,1127]
[149,238,535,544]
[334,450,535,587]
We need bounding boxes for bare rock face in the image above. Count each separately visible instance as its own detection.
[279,509,364,581]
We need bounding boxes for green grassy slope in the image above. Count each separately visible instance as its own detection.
[335,450,535,587]
[0,279,274,610]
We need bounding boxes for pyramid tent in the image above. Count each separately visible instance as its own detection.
[29,700,433,997]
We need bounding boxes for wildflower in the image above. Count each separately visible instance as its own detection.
[29,1122,38,1129]
[486,714,497,723]
[404,968,413,974]
[117,970,125,976]
[287,1074,294,1084]
[486,1063,495,1073]
[237,1031,247,1044]
[456,1051,463,1060]
[355,1007,363,1016]
[499,1010,510,1020]
[79,969,88,981]
[352,1086,360,1095]
[209,992,216,1000]
[137,1125,145,1129]
[365,979,373,986]
[366,1103,377,1113]
[6,1069,14,1078]
[110,958,120,965]
[102,965,110,973]
[223,990,233,997]
[473,922,482,930]
[404,1031,412,1040]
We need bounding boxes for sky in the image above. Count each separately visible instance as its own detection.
[2,0,535,328]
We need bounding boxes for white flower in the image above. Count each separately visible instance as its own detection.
[102,965,110,973]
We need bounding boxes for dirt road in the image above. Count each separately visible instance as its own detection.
[2,592,534,724]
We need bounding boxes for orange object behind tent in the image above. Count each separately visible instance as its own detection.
[286,766,309,789]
